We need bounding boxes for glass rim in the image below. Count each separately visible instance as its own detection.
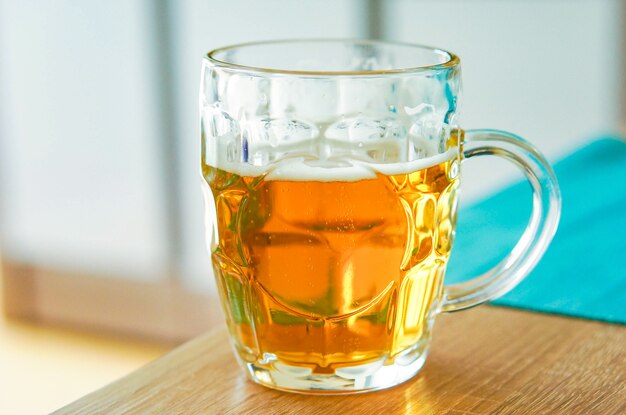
[205,38,460,76]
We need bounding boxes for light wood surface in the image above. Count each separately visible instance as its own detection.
[55,306,625,414]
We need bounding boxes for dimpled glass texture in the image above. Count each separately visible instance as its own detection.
[200,40,462,394]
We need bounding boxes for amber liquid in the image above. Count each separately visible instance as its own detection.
[203,157,458,374]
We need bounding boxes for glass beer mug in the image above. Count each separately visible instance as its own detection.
[200,40,561,394]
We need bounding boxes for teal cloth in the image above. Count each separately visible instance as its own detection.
[446,137,626,324]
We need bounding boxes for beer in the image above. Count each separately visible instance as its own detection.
[202,149,459,377]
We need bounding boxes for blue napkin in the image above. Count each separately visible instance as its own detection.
[446,137,626,324]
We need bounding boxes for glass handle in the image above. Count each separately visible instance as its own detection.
[441,129,562,312]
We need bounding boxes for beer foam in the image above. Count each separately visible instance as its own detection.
[212,147,458,182]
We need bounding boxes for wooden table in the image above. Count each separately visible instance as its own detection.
[54,306,625,414]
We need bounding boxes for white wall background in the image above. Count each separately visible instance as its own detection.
[0,0,169,280]
[0,0,623,292]
[384,0,623,202]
